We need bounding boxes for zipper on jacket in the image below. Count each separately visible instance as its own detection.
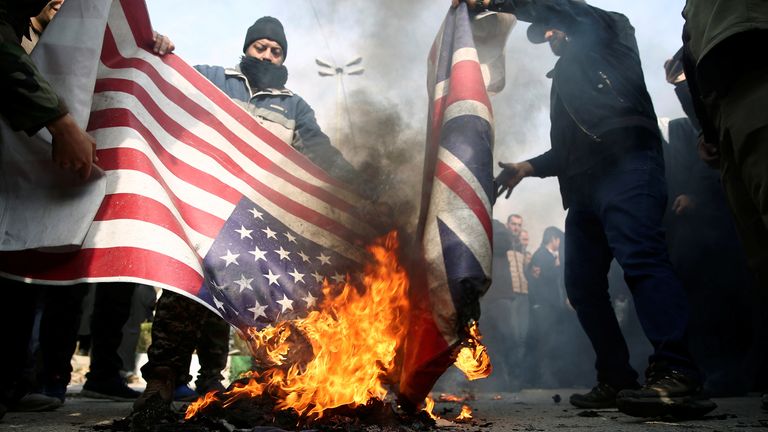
[553,78,602,142]
[598,71,626,104]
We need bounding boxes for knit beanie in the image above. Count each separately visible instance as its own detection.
[242,16,288,59]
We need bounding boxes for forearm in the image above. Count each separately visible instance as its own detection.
[0,21,67,134]
[485,0,608,36]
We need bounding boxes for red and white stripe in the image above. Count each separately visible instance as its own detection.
[1,0,372,295]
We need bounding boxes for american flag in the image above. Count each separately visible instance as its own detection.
[398,4,512,404]
[0,0,374,325]
[0,0,511,402]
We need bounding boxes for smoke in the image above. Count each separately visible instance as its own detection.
[334,89,424,233]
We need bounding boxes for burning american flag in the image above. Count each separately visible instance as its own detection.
[0,0,512,414]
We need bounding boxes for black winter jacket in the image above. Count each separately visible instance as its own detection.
[489,0,660,178]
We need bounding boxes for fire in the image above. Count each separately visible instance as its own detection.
[423,396,438,420]
[455,404,473,421]
[453,321,492,380]
[438,393,467,403]
[185,232,410,421]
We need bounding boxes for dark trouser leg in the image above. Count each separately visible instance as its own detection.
[564,207,638,387]
[87,282,136,382]
[195,310,230,389]
[39,285,88,388]
[141,290,204,384]
[596,154,697,376]
[0,279,41,404]
[118,285,157,375]
[719,119,768,390]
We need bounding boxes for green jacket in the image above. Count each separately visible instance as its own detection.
[0,0,67,134]
[683,0,768,65]
[682,0,768,144]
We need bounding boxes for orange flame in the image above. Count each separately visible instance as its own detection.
[453,321,492,380]
[438,393,467,403]
[455,404,473,421]
[423,396,438,420]
[185,389,221,419]
[185,232,409,421]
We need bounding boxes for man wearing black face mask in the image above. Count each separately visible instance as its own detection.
[134,16,360,412]
[451,0,716,419]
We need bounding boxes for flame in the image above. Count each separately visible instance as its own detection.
[455,404,473,421]
[438,393,466,403]
[423,396,438,420]
[453,321,492,380]
[185,389,221,419]
[185,232,409,421]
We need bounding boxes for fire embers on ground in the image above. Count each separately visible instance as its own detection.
[186,232,411,424]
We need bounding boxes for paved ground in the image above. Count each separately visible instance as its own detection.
[2,387,766,431]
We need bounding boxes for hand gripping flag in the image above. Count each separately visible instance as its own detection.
[397,5,514,405]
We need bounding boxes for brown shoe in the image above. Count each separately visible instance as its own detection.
[133,367,174,412]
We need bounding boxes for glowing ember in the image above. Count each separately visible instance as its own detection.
[453,321,492,380]
[423,396,438,420]
[186,232,410,421]
[455,404,473,422]
[438,393,467,403]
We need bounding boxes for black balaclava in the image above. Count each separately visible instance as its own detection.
[239,56,288,90]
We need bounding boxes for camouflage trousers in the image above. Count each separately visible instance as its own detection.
[141,290,230,389]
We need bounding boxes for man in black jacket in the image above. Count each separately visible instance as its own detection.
[453,0,714,418]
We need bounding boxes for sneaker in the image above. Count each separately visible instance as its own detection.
[173,384,198,402]
[7,393,63,412]
[43,382,68,403]
[570,382,638,409]
[133,367,174,412]
[616,369,717,418]
[81,378,141,401]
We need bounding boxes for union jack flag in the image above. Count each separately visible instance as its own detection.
[398,4,513,404]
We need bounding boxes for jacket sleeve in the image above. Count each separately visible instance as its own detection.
[0,19,67,135]
[680,36,719,146]
[525,147,564,178]
[489,0,620,44]
[292,96,363,190]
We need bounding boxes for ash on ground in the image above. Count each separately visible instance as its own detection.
[91,394,437,432]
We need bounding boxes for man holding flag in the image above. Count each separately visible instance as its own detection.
[134,15,365,412]
[454,0,715,419]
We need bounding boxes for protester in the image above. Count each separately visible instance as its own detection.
[0,0,99,418]
[661,50,756,397]
[681,0,768,410]
[479,215,522,391]
[455,0,715,417]
[524,226,565,387]
[134,16,361,412]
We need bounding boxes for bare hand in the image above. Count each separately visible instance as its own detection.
[47,114,98,180]
[672,194,695,215]
[494,161,533,199]
[152,31,175,56]
[697,135,720,168]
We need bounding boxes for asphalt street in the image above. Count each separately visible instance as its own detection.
[1,387,765,432]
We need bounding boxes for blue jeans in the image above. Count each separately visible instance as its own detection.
[564,147,697,387]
